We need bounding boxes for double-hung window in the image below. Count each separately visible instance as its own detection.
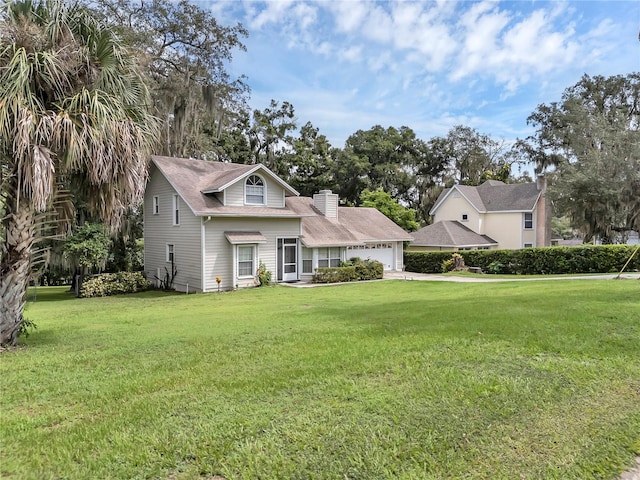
[245,175,265,205]
[524,212,533,229]
[318,247,341,268]
[153,196,159,214]
[166,244,175,263]
[237,246,255,277]
[302,247,313,274]
[173,194,180,225]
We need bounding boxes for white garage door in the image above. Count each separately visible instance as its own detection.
[346,243,395,270]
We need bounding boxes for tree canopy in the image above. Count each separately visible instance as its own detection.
[88,0,249,159]
[359,188,419,232]
[0,0,158,344]
[522,73,640,242]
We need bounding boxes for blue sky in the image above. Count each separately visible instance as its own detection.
[205,0,638,148]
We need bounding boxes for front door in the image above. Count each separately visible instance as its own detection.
[281,238,298,282]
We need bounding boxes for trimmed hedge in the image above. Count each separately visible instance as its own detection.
[80,272,152,298]
[312,266,358,283]
[312,258,384,283]
[404,245,640,275]
[345,257,384,280]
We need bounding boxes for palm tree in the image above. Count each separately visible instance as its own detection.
[0,0,158,345]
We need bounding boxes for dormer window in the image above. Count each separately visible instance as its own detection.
[245,175,265,205]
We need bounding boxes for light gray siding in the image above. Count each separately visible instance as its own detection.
[203,217,300,291]
[224,181,244,206]
[264,176,286,208]
[144,166,202,292]
[223,174,286,208]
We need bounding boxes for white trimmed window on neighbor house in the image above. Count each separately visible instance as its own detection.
[153,195,159,214]
[166,244,174,262]
[524,212,533,229]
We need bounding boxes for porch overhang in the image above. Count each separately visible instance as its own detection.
[225,231,268,244]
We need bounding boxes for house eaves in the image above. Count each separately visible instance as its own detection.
[430,183,541,215]
[193,210,306,218]
[151,158,199,215]
[429,185,484,216]
[201,163,299,197]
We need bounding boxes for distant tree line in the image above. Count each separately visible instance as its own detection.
[82,0,640,242]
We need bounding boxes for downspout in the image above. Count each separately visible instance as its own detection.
[232,245,237,290]
[201,216,212,292]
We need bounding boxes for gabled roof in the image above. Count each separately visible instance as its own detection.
[411,220,498,248]
[151,155,300,216]
[430,180,541,215]
[287,197,413,247]
[150,156,413,247]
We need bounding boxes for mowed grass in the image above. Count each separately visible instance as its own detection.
[1,280,639,480]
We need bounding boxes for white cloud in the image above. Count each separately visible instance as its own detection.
[340,45,363,62]
[293,2,317,29]
[247,0,294,29]
[366,50,394,72]
[210,0,634,147]
[330,0,371,33]
[313,41,332,56]
[450,4,580,93]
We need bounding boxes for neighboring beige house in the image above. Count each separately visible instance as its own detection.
[408,178,551,251]
[144,156,412,292]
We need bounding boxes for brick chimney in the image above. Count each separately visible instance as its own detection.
[313,190,338,218]
[536,173,547,192]
[535,174,551,246]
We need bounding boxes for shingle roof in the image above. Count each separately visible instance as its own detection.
[431,180,541,214]
[287,197,413,247]
[224,232,268,244]
[475,181,540,211]
[411,220,498,247]
[150,156,413,247]
[151,155,300,217]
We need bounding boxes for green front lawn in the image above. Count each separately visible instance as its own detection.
[2,280,639,479]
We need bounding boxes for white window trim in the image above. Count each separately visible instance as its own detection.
[153,196,159,215]
[237,245,256,278]
[523,243,533,248]
[244,175,267,206]
[302,247,313,274]
[317,247,341,268]
[166,243,175,263]
[172,194,180,226]
[523,212,533,230]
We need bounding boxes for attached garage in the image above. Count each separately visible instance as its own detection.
[346,243,396,270]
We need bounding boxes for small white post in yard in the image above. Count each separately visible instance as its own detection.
[186,283,189,294]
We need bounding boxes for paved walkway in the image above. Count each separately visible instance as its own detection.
[620,457,640,480]
[383,271,640,282]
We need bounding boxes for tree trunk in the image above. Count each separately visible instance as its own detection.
[0,202,35,345]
